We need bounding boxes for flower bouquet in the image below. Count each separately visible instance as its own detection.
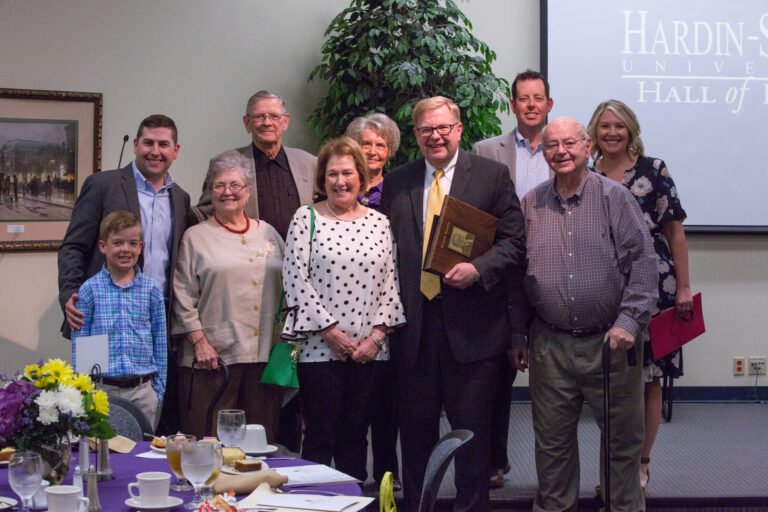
[0,359,115,483]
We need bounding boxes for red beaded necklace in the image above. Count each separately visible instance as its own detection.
[213,211,250,234]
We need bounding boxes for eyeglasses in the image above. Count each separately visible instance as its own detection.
[415,123,459,138]
[212,183,247,193]
[248,113,285,123]
[543,138,585,152]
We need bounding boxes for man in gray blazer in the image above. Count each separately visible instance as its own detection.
[58,114,195,432]
[471,69,554,489]
[196,90,316,240]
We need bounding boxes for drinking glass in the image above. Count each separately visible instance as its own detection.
[199,441,223,501]
[166,434,196,491]
[181,440,215,510]
[217,409,246,448]
[8,451,43,512]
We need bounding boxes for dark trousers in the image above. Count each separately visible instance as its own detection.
[370,361,400,482]
[490,363,517,471]
[396,299,502,512]
[299,360,387,482]
[177,363,282,441]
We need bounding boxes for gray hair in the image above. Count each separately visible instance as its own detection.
[542,117,588,142]
[345,112,401,156]
[206,150,255,190]
[245,90,287,114]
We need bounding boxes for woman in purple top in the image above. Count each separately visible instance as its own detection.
[344,113,402,489]
[588,99,693,494]
[345,113,400,211]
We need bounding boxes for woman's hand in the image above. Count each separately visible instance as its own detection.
[193,337,220,369]
[321,325,357,360]
[675,285,694,319]
[351,337,379,364]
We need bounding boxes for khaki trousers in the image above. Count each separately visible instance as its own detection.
[529,318,645,512]
[99,380,160,432]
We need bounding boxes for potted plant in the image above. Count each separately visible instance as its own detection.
[309,0,510,165]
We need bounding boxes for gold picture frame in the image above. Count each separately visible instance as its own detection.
[0,88,102,252]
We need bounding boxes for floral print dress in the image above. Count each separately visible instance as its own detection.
[596,156,687,380]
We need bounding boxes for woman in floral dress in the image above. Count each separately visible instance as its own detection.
[588,99,693,493]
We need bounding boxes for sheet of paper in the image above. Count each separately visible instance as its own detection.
[256,494,367,512]
[135,451,167,459]
[273,465,359,486]
[74,334,109,375]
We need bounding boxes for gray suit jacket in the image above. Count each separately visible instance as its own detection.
[57,164,194,337]
[196,144,317,220]
[471,131,554,189]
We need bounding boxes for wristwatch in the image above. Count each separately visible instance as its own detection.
[369,331,385,349]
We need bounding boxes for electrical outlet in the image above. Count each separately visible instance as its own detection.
[748,356,766,376]
[734,356,745,376]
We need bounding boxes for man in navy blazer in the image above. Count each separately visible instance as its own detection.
[58,114,194,430]
[381,97,526,511]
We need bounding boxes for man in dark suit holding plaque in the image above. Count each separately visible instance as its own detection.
[381,96,526,511]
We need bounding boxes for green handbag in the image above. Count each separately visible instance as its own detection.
[260,205,315,389]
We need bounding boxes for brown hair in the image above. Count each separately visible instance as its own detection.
[315,137,370,194]
[136,114,178,143]
[512,69,550,100]
[99,211,142,242]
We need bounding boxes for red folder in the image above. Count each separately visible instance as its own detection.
[649,292,705,361]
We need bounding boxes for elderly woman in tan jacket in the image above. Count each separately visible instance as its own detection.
[172,149,284,440]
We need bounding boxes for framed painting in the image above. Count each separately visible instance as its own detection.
[0,88,102,252]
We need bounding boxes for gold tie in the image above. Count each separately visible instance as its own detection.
[421,168,445,299]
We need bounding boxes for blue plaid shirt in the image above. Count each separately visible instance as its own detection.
[72,266,168,400]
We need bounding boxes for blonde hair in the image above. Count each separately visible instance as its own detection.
[587,99,645,160]
[412,96,460,125]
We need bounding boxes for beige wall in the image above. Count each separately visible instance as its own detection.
[1,0,766,387]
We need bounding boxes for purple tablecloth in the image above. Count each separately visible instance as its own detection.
[0,442,361,510]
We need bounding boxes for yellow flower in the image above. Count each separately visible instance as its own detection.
[41,358,74,384]
[71,374,95,393]
[23,363,41,380]
[93,390,110,416]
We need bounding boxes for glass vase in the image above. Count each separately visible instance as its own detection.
[29,436,72,485]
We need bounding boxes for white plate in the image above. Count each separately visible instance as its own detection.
[124,495,183,511]
[149,444,166,454]
[221,458,269,475]
[243,444,279,456]
[0,497,18,510]
[0,460,8,466]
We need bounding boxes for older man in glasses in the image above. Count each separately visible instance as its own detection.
[511,117,657,512]
[197,90,316,241]
[381,96,525,511]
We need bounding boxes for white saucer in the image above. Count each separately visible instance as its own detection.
[243,444,279,455]
[0,497,18,510]
[149,444,166,454]
[124,496,183,511]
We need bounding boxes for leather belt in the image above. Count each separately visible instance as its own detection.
[542,321,612,338]
[98,375,151,388]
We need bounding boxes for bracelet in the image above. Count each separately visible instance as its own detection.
[369,331,385,349]
[189,333,205,346]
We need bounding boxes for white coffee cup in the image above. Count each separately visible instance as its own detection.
[127,471,171,507]
[241,424,268,453]
[45,485,89,512]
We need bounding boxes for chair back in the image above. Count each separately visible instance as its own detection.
[107,396,153,441]
[418,429,474,512]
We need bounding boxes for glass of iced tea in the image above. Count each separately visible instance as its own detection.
[166,434,196,491]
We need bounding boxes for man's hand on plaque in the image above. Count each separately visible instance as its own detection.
[443,262,479,289]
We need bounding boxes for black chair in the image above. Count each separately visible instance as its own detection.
[418,429,474,512]
[107,396,153,441]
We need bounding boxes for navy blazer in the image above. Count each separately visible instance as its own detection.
[381,149,526,367]
[57,164,194,337]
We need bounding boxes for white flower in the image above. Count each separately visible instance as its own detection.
[660,164,670,178]
[643,212,654,230]
[653,159,663,170]
[57,384,86,417]
[35,390,60,425]
[622,169,636,185]
[658,261,670,273]
[656,196,669,220]
[631,176,653,197]
[662,275,677,295]
[670,185,678,198]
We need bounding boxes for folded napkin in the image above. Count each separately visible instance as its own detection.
[212,469,288,494]
[87,435,136,454]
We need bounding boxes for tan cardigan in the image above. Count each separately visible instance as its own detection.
[172,218,284,367]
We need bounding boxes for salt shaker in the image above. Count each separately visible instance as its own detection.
[86,465,102,512]
[72,464,83,493]
[96,438,113,481]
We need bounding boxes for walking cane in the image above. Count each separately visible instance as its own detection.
[188,357,230,436]
[602,341,637,512]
